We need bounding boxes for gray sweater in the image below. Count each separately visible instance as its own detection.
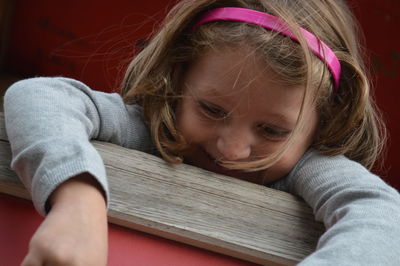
[4,77,400,265]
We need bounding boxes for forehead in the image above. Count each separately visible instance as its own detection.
[185,45,296,92]
[183,46,309,126]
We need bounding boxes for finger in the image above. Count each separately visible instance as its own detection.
[21,251,42,266]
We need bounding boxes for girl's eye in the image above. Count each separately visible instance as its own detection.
[198,101,228,119]
[257,124,290,140]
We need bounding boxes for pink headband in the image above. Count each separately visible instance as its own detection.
[192,7,341,90]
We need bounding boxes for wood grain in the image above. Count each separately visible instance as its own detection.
[0,112,324,265]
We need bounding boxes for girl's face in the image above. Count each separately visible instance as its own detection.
[175,46,318,184]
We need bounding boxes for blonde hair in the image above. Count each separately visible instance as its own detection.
[121,0,386,171]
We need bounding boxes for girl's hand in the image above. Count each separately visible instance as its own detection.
[21,174,108,266]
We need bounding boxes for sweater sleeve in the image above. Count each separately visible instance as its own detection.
[283,151,400,265]
[3,77,152,215]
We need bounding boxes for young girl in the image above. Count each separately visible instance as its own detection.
[4,0,400,265]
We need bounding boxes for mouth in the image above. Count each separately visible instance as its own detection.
[186,148,261,181]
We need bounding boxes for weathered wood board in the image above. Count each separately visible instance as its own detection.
[0,113,324,265]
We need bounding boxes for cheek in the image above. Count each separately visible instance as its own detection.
[266,109,318,178]
[258,151,287,178]
[260,151,303,183]
[259,130,316,182]
[175,103,190,137]
[176,102,211,144]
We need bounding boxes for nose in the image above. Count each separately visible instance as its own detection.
[216,127,252,161]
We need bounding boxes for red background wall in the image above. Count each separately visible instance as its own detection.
[350,0,400,189]
[3,0,400,190]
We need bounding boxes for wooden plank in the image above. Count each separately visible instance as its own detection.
[0,113,324,265]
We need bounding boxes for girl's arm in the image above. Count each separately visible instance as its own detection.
[4,77,152,265]
[21,173,108,266]
[4,77,151,215]
[280,151,400,265]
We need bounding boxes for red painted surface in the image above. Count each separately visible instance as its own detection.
[0,193,258,266]
[1,1,399,264]
[5,0,173,92]
[350,0,400,189]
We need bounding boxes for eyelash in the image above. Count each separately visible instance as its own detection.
[256,124,290,140]
[198,101,228,119]
[197,100,290,140]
